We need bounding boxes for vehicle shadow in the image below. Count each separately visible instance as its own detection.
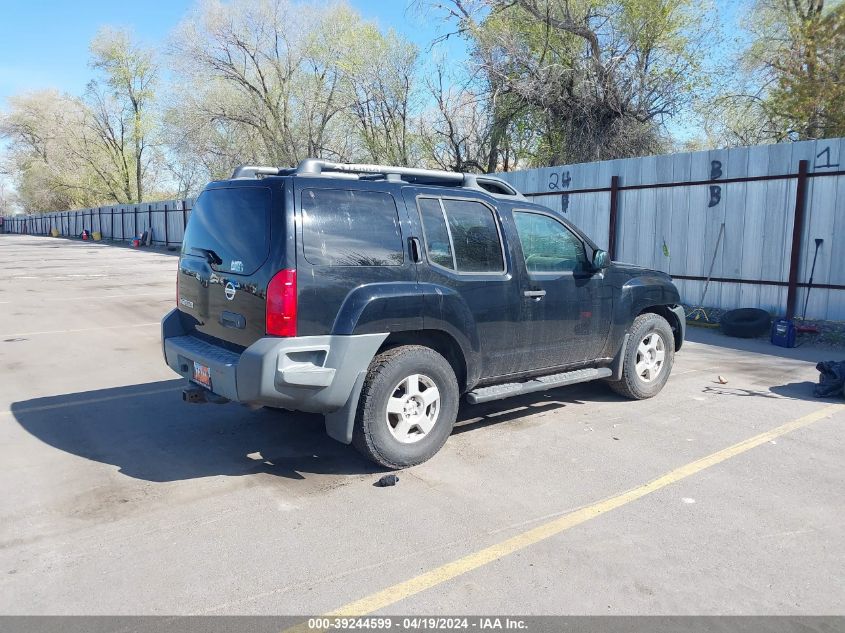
[455,381,621,435]
[11,381,379,482]
[12,379,622,482]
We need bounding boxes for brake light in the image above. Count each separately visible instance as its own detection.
[266,269,297,337]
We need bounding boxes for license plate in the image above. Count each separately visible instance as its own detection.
[192,361,212,390]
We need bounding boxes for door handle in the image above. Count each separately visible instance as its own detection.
[523,289,546,298]
[408,237,422,263]
[220,311,246,329]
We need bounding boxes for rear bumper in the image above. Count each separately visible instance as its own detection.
[161,309,387,413]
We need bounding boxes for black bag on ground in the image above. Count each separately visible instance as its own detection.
[813,361,845,398]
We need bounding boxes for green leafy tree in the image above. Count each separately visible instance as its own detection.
[704,0,844,146]
[438,0,712,166]
[89,27,159,202]
[0,29,161,212]
[748,0,844,140]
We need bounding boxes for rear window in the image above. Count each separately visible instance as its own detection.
[301,189,404,266]
[182,187,271,275]
[418,197,505,273]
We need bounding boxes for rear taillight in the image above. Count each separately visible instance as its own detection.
[266,269,297,337]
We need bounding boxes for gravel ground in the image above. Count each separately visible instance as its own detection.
[682,304,845,349]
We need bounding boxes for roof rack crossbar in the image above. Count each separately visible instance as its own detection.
[231,165,281,179]
[296,159,462,182]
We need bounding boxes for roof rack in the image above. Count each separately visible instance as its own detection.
[230,159,523,198]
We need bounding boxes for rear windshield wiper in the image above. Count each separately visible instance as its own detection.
[191,247,223,266]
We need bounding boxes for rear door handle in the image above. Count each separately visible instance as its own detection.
[523,290,546,298]
[408,237,422,263]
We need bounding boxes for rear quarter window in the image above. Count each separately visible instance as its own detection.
[301,189,404,266]
[418,197,505,273]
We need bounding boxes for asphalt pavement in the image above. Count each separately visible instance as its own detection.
[1,234,843,616]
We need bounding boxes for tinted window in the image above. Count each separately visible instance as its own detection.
[182,187,270,275]
[302,189,403,266]
[513,211,586,272]
[418,198,454,269]
[441,199,504,273]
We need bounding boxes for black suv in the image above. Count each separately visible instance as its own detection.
[162,159,685,468]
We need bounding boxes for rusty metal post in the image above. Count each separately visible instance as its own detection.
[608,176,620,259]
[786,160,810,320]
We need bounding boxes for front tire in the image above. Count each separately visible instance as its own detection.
[609,313,675,400]
[352,345,459,469]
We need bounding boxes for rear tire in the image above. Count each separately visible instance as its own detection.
[609,313,675,400]
[352,345,459,469]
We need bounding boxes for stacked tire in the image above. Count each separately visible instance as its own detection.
[720,308,771,338]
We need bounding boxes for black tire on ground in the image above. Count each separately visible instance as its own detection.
[608,312,676,400]
[352,345,460,469]
[719,308,771,338]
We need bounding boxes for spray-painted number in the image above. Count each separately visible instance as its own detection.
[814,146,839,170]
[548,171,571,190]
[549,171,572,213]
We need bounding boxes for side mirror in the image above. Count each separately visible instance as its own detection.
[592,249,610,270]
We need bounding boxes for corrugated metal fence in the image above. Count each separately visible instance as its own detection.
[2,198,194,249]
[497,138,845,322]
[3,138,844,320]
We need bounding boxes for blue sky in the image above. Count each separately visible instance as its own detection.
[0,0,749,143]
[0,0,461,102]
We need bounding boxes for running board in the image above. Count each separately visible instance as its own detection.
[466,367,613,405]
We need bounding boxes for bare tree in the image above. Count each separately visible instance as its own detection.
[342,26,419,165]
[169,0,350,167]
[0,86,165,212]
[0,178,19,215]
[0,90,99,211]
[419,63,495,171]
[167,0,425,173]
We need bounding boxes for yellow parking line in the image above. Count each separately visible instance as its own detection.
[292,403,844,625]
